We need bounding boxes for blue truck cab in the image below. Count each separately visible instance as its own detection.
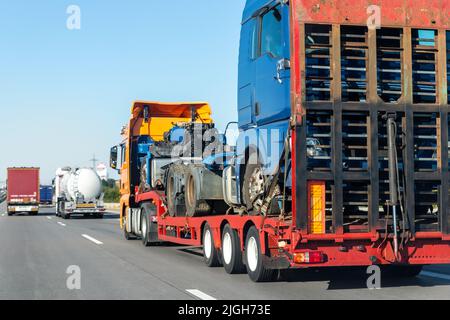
[234,0,292,209]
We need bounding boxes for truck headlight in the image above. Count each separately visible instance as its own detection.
[307,138,325,158]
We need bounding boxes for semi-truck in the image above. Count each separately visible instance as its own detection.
[7,168,40,216]
[40,185,53,205]
[110,0,450,282]
[55,167,105,219]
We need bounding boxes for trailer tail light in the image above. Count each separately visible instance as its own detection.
[294,251,324,264]
[307,181,326,234]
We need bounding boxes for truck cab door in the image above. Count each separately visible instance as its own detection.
[254,3,290,125]
[238,17,259,129]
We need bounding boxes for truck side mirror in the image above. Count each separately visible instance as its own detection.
[143,105,149,123]
[224,122,239,147]
[110,146,118,170]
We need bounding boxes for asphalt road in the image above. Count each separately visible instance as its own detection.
[1,201,450,300]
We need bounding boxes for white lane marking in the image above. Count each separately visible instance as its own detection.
[58,222,66,227]
[421,271,450,281]
[47,216,52,220]
[186,289,217,301]
[82,234,103,245]
[1,214,5,217]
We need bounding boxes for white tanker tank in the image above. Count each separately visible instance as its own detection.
[55,167,105,219]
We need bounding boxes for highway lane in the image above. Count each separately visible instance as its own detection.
[1,202,450,300]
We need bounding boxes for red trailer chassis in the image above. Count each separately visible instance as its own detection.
[137,191,450,269]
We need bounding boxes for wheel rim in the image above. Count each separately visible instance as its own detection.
[222,232,233,265]
[204,229,212,259]
[248,167,264,204]
[247,236,259,272]
[142,215,147,238]
[186,175,195,208]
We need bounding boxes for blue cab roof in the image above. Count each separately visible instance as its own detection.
[242,0,275,23]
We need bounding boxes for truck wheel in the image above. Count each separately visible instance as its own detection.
[124,227,135,241]
[221,224,245,274]
[382,265,424,278]
[245,226,277,282]
[7,212,13,217]
[185,170,211,217]
[242,153,265,215]
[56,202,63,217]
[203,223,221,267]
[166,167,178,217]
[141,203,159,247]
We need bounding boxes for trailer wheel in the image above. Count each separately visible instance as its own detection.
[245,226,277,282]
[222,224,245,274]
[141,203,159,247]
[203,224,221,267]
[62,213,70,220]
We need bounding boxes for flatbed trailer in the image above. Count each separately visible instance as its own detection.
[112,0,450,282]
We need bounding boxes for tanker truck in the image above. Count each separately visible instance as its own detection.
[55,167,105,219]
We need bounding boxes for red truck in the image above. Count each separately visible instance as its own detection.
[7,168,40,216]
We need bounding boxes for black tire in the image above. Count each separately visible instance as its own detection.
[56,201,64,218]
[7,212,13,217]
[242,153,265,214]
[141,203,159,247]
[244,226,277,282]
[124,226,135,241]
[221,224,246,274]
[203,223,221,267]
[185,170,211,217]
[382,265,424,278]
[123,208,136,240]
[166,166,179,217]
[62,212,70,220]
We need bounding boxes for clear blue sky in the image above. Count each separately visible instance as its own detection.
[0,1,244,184]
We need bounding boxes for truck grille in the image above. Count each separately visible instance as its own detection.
[296,24,450,235]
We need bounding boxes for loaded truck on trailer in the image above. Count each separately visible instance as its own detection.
[7,168,40,216]
[40,185,53,205]
[55,167,105,219]
[110,0,450,282]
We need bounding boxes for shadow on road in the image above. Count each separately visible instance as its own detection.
[67,213,120,220]
[178,248,450,289]
[4,211,120,220]
[279,267,450,290]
